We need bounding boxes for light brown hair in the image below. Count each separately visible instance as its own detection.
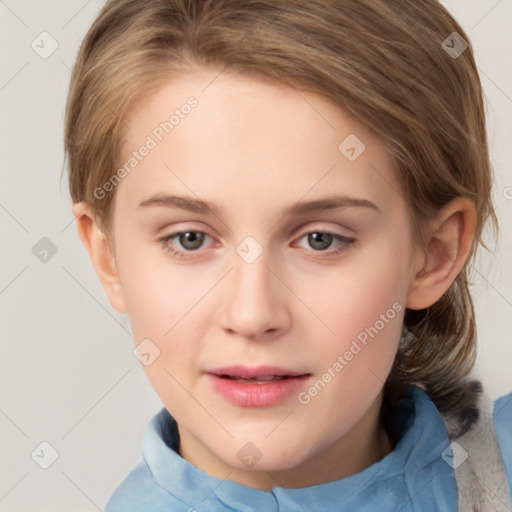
[63,0,498,430]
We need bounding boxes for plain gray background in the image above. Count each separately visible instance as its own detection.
[1,0,511,510]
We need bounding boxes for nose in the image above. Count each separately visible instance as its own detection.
[216,245,292,341]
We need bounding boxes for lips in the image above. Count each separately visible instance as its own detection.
[206,365,311,407]
[207,365,308,380]
[220,375,289,384]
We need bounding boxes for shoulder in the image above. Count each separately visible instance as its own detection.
[104,460,188,512]
[493,390,512,503]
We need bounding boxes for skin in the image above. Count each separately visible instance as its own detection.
[73,67,477,491]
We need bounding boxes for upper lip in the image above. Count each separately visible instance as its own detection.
[207,365,309,379]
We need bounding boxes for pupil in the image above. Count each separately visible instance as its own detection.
[180,232,204,250]
[309,232,332,250]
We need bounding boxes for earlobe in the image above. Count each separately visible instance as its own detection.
[406,197,477,310]
[72,202,127,314]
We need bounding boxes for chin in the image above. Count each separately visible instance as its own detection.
[221,439,310,473]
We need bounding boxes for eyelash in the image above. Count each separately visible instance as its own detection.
[158,230,356,260]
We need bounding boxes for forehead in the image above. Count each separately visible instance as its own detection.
[115,69,402,218]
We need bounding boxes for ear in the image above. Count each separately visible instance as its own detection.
[72,202,127,314]
[406,197,477,310]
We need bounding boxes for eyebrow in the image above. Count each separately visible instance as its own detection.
[137,193,380,216]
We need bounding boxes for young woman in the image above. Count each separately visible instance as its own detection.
[64,1,512,510]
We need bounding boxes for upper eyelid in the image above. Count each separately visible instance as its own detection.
[162,226,352,239]
[161,227,354,249]
[155,210,360,236]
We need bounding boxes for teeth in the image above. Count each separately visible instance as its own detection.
[225,375,288,383]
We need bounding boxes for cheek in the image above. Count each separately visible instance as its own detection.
[313,246,406,327]
[302,242,407,375]
[117,249,201,404]
[116,239,186,329]
[115,242,211,375]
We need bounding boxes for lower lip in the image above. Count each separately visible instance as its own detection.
[207,374,310,407]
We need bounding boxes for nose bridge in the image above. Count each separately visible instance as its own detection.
[230,238,275,307]
[219,236,288,337]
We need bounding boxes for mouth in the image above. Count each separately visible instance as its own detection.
[207,364,309,381]
[216,375,296,384]
[206,365,311,407]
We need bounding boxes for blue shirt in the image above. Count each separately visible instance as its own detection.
[105,387,512,511]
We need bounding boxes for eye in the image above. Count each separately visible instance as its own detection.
[295,231,356,254]
[159,230,211,258]
[158,229,356,260]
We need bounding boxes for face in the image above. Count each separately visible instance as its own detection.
[107,67,417,488]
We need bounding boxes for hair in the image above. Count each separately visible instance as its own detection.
[63,0,498,434]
